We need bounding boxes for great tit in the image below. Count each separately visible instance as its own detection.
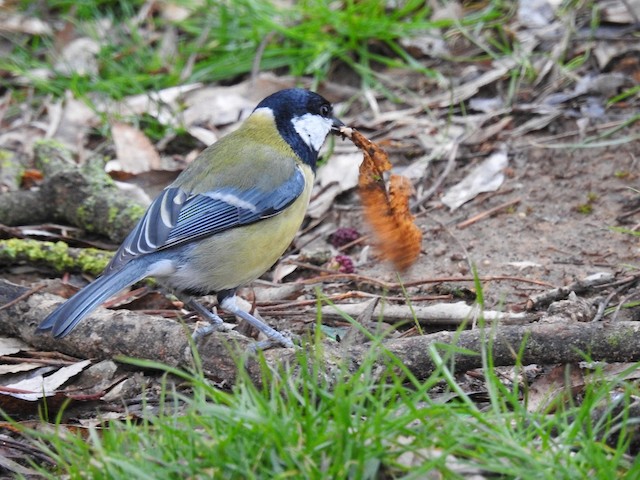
[38,88,345,348]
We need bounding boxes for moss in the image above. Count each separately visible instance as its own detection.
[0,239,112,275]
[1,238,21,257]
[76,203,95,231]
[1,239,71,271]
[82,157,115,189]
[0,149,13,163]
[120,202,146,225]
[76,248,113,275]
[33,139,73,166]
[0,149,25,186]
[576,203,593,215]
[576,192,598,215]
[606,330,624,349]
[107,205,119,224]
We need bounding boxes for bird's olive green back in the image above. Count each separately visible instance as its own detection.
[172,112,300,194]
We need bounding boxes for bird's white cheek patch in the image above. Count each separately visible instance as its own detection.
[291,114,333,152]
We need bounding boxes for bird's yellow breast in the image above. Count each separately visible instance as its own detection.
[170,163,314,293]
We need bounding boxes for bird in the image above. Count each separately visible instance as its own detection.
[38,88,345,348]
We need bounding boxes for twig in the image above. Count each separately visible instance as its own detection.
[0,284,45,311]
[514,118,638,148]
[256,291,453,313]
[412,140,459,209]
[456,198,521,229]
[298,272,553,289]
[526,273,636,311]
[6,280,640,384]
[592,276,640,322]
[0,355,76,366]
[337,234,369,252]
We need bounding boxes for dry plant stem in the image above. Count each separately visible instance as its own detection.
[257,292,452,311]
[610,292,639,322]
[517,119,633,148]
[592,276,640,322]
[298,272,553,289]
[0,284,44,311]
[456,198,522,229]
[413,141,459,209]
[617,205,640,222]
[180,24,213,82]
[0,356,76,366]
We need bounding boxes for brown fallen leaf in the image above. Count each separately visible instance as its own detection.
[340,127,422,271]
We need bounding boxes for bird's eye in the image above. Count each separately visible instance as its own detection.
[319,104,331,117]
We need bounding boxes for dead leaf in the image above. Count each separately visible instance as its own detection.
[0,337,32,356]
[526,364,585,413]
[106,122,162,175]
[341,127,422,271]
[0,13,52,35]
[441,146,508,210]
[0,360,91,401]
[0,363,43,375]
[103,84,203,125]
[53,37,100,76]
[48,93,99,151]
[599,0,640,23]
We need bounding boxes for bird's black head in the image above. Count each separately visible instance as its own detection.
[254,88,344,171]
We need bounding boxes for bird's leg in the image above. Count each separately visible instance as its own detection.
[218,291,294,349]
[186,297,227,341]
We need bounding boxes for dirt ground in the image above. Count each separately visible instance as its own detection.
[293,123,639,327]
[394,133,639,312]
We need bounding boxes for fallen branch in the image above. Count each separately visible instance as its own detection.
[0,238,113,276]
[526,272,617,310]
[2,279,640,385]
[0,141,146,243]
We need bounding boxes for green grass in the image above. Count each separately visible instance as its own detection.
[3,0,432,97]
[3,0,630,111]
[21,327,640,479]
[16,278,640,478]
[4,0,624,139]
[1,0,518,101]
[0,0,524,147]
[4,1,640,476]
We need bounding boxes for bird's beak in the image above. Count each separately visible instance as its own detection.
[331,116,345,134]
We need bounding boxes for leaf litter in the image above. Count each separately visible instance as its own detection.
[0,0,639,474]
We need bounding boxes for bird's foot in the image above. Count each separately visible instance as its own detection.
[219,295,294,349]
[187,299,229,341]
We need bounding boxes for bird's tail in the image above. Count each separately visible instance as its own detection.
[38,265,148,338]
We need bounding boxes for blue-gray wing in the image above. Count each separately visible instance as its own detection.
[105,166,306,272]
